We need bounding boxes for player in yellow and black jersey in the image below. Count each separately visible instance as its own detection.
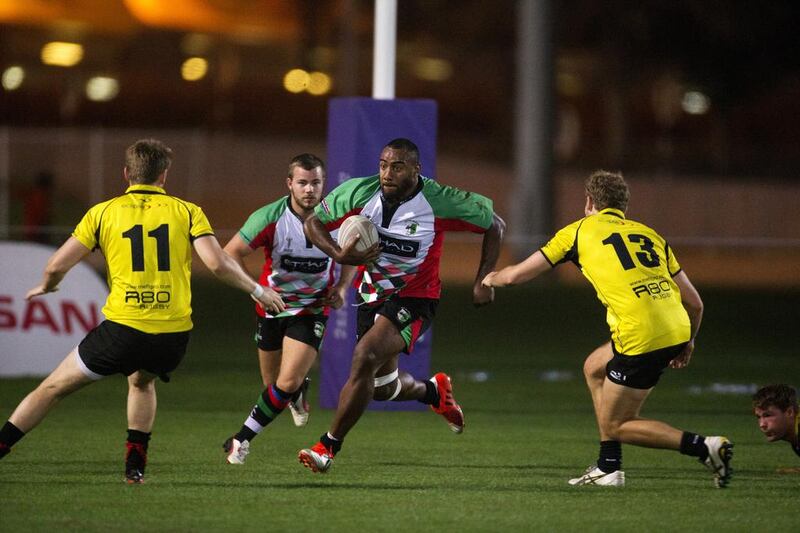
[483,170,733,488]
[0,139,284,484]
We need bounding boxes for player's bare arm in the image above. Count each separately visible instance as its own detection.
[669,271,704,369]
[304,215,380,265]
[193,235,285,315]
[472,213,506,307]
[482,249,551,288]
[223,233,255,274]
[25,237,92,300]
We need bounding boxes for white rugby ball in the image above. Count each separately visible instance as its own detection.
[337,215,379,252]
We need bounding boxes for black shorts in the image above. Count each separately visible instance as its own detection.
[256,314,328,351]
[605,342,688,389]
[357,295,437,354]
[78,320,189,382]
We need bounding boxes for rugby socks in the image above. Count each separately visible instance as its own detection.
[679,432,708,460]
[235,384,293,443]
[0,421,25,457]
[320,432,342,454]
[125,429,150,473]
[597,440,622,473]
[418,379,439,406]
[126,429,151,447]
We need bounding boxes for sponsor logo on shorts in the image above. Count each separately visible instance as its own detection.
[397,307,411,324]
[314,321,325,338]
[609,370,626,382]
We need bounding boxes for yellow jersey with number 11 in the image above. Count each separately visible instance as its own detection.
[72,184,214,333]
[540,208,690,355]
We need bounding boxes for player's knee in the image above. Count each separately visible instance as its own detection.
[276,375,303,393]
[351,346,381,375]
[583,358,606,383]
[40,381,70,401]
[373,370,401,401]
[600,419,623,440]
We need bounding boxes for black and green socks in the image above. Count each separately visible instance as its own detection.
[235,384,293,443]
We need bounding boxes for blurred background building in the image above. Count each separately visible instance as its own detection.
[1,0,798,285]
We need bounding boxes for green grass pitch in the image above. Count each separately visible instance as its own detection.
[1,280,797,531]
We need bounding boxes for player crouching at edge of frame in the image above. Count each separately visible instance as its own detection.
[0,139,285,484]
[482,170,733,488]
[220,153,357,465]
[296,137,506,473]
[753,383,800,473]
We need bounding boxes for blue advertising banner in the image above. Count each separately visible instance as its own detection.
[321,97,437,410]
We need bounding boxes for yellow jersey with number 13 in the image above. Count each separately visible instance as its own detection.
[72,184,214,333]
[540,208,690,355]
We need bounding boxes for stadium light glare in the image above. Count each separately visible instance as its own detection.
[86,76,119,102]
[2,66,25,91]
[412,57,453,82]
[307,71,332,96]
[682,91,710,115]
[182,57,208,81]
[283,68,309,93]
[41,42,84,67]
[181,33,213,56]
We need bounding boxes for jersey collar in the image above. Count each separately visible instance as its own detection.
[126,184,166,195]
[599,207,626,219]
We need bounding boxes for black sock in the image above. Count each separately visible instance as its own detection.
[127,429,151,450]
[321,432,342,454]
[0,421,25,449]
[597,440,622,473]
[418,380,439,406]
[679,432,707,460]
[235,426,257,443]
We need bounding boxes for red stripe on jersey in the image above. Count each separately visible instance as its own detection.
[250,221,277,249]
[399,230,444,299]
[254,247,275,318]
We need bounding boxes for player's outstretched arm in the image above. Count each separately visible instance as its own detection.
[472,213,507,307]
[482,250,551,289]
[304,214,379,265]
[25,237,92,300]
[193,235,285,315]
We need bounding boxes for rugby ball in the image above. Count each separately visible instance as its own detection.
[337,215,379,252]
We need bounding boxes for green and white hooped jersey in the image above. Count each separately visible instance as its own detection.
[316,175,493,303]
[239,196,336,318]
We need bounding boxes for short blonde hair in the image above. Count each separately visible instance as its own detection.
[585,170,629,212]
